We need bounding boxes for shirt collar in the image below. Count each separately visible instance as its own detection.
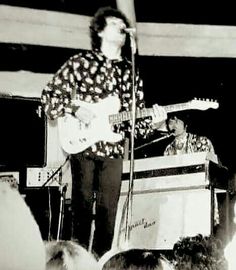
[95,49,123,63]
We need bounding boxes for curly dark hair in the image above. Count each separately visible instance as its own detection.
[90,6,131,57]
[173,234,228,270]
[166,112,190,129]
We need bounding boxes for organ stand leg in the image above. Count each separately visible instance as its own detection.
[210,185,215,235]
[225,190,230,243]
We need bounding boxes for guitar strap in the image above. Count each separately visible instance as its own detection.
[116,59,131,108]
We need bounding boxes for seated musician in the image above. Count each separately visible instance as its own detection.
[164,112,215,156]
[163,112,223,235]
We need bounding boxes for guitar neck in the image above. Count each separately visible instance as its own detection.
[109,102,190,125]
[164,102,191,113]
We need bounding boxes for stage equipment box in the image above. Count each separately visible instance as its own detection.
[112,152,228,251]
[0,96,46,168]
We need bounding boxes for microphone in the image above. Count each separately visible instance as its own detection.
[120,28,136,34]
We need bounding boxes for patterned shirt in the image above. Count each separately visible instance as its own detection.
[164,132,215,156]
[163,133,219,225]
[41,50,154,158]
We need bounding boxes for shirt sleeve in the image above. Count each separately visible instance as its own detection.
[163,144,171,156]
[207,138,215,154]
[41,57,78,120]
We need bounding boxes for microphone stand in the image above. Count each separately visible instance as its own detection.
[57,179,68,241]
[125,31,137,243]
[134,133,174,151]
[41,156,70,240]
[41,156,69,188]
[88,191,96,253]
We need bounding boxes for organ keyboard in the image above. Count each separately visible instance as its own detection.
[121,152,227,194]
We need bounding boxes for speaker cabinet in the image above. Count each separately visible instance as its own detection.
[0,96,46,167]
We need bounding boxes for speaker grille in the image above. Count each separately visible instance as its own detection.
[0,96,46,167]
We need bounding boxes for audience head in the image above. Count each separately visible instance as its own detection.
[102,250,174,270]
[0,181,46,270]
[173,234,227,270]
[45,240,99,270]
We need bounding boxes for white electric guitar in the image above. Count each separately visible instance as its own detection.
[58,96,219,154]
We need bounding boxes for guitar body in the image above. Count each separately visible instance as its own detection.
[58,96,122,154]
[58,96,219,154]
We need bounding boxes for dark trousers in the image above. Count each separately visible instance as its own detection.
[70,154,122,257]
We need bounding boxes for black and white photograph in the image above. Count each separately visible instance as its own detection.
[0,1,236,269]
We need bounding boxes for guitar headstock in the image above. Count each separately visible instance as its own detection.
[189,98,219,110]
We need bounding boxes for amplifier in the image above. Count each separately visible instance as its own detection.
[0,97,46,167]
[0,171,20,189]
[26,167,61,187]
[26,163,72,199]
